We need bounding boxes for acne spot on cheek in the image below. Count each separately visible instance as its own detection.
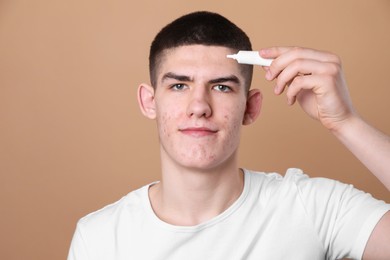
[208,154,216,161]
[160,113,171,137]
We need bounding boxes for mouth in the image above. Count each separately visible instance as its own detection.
[179,127,218,137]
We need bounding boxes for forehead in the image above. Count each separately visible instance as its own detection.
[156,45,245,83]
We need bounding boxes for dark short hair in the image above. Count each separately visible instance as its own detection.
[149,11,253,90]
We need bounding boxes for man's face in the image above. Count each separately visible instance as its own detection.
[153,45,250,171]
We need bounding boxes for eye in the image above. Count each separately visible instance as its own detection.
[171,84,188,91]
[213,85,232,92]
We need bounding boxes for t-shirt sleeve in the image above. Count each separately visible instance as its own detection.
[288,169,390,260]
[67,223,90,260]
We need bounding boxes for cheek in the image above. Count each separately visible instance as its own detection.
[159,114,170,137]
[222,103,246,142]
[158,113,171,137]
[222,102,246,126]
[156,105,182,137]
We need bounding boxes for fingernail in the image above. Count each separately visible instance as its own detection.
[260,49,269,55]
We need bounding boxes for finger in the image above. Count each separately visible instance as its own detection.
[260,46,340,62]
[274,59,339,95]
[262,47,341,80]
[259,47,291,59]
[285,74,330,105]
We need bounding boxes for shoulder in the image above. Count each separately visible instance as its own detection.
[244,167,329,192]
[76,184,150,232]
[244,168,374,205]
[68,183,156,258]
[246,167,348,191]
[246,168,389,224]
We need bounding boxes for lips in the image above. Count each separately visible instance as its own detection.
[179,127,218,137]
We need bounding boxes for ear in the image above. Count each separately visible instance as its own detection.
[137,83,156,119]
[243,89,262,125]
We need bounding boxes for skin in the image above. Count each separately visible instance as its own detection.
[138,45,261,225]
[261,47,390,260]
[138,45,390,258]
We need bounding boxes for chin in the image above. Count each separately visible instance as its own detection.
[161,144,238,171]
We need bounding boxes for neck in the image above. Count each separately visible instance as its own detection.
[149,153,244,226]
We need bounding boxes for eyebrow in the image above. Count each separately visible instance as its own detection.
[161,72,241,85]
[161,72,192,83]
[208,75,240,85]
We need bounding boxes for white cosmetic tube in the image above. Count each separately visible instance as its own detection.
[227,51,273,66]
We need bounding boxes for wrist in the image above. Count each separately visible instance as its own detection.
[329,112,364,139]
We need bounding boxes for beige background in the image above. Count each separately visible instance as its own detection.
[1,0,389,259]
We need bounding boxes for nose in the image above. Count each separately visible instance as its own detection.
[186,87,212,118]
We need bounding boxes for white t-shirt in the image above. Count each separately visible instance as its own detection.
[68,168,389,260]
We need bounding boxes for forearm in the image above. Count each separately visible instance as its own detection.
[332,115,390,191]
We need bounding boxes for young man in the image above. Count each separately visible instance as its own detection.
[68,11,390,259]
